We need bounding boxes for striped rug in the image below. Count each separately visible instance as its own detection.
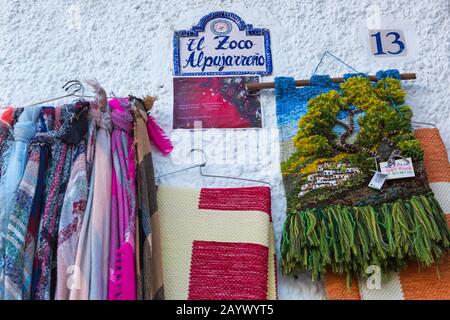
[158,186,277,300]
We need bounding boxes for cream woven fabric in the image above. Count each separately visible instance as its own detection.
[158,186,277,300]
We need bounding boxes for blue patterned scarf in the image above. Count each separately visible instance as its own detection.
[30,101,89,300]
[3,107,54,300]
[0,106,40,299]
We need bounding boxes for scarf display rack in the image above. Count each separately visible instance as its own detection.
[0,81,172,300]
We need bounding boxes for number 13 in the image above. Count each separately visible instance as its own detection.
[371,31,405,55]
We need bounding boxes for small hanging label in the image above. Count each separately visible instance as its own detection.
[379,157,415,179]
[368,171,388,190]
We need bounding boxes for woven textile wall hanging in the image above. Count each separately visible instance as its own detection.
[158,186,277,300]
[325,127,450,300]
[275,70,450,298]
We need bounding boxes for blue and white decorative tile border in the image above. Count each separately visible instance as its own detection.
[174,11,272,76]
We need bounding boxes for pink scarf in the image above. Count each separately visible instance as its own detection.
[108,98,137,300]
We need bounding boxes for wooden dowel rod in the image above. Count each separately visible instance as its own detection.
[246,73,416,91]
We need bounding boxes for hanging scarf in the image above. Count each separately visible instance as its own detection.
[0,106,40,299]
[146,115,173,156]
[0,106,15,146]
[30,101,89,300]
[158,186,277,300]
[68,83,111,300]
[20,107,60,300]
[276,71,450,290]
[0,106,15,122]
[66,104,97,300]
[0,106,41,213]
[132,98,164,300]
[54,140,88,300]
[69,104,112,300]
[108,98,137,300]
[88,108,112,300]
[3,107,54,300]
[0,107,16,182]
[0,107,18,209]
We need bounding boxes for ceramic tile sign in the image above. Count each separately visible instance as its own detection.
[173,76,262,129]
[173,11,272,76]
[369,29,407,57]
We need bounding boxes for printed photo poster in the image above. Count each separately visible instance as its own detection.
[173,76,262,129]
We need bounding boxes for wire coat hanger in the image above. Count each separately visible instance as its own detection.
[20,80,116,109]
[156,149,272,187]
[22,80,86,108]
[411,121,437,128]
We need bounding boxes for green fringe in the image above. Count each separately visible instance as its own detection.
[281,193,450,283]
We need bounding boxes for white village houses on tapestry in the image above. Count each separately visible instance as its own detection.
[299,162,361,196]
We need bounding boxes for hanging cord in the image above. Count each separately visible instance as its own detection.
[312,52,405,116]
[387,149,409,167]
[311,51,360,76]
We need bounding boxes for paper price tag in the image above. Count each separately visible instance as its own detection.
[369,171,388,190]
[379,157,415,179]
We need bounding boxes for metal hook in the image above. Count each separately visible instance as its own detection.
[411,121,437,129]
[62,79,80,88]
[156,149,206,179]
[62,79,87,101]
[191,148,271,187]
[63,80,83,94]
[189,148,208,167]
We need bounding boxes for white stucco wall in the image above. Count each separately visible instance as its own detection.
[0,0,449,299]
